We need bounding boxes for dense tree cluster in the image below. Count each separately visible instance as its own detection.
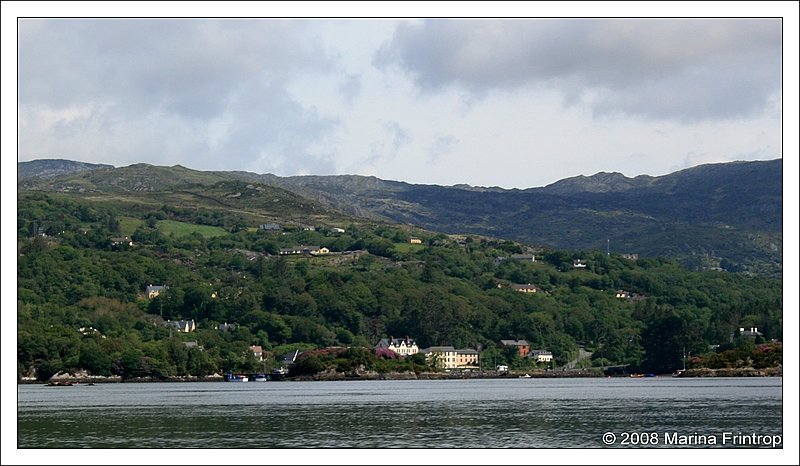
[17,192,782,380]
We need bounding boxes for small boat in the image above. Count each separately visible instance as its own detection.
[252,374,268,382]
[519,374,532,378]
[672,370,685,378]
[224,373,249,382]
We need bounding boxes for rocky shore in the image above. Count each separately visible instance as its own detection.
[19,368,603,384]
[18,370,225,384]
[19,367,782,384]
[679,367,782,377]
[286,368,602,382]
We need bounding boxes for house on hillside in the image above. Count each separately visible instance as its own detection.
[216,322,238,332]
[146,285,167,299]
[111,236,133,247]
[409,237,422,244]
[620,253,639,260]
[249,345,263,361]
[166,319,196,333]
[511,254,535,262]
[731,327,763,342]
[615,290,646,301]
[573,259,588,268]
[511,283,540,293]
[280,245,329,256]
[529,350,553,363]
[331,227,345,234]
[259,223,281,232]
[78,326,104,338]
[375,337,419,356]
[499,339,530,358]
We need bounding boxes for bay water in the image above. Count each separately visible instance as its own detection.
[17,377,782,449]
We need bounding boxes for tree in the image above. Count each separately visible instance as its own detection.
[79,341,112,376]
[291,353,324,376]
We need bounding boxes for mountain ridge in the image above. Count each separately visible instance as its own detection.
[18,158,782,275]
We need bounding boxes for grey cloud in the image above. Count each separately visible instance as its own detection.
[360,121,412,167]
[222,82,340,175]
[375,19,781,121]
[19,19,332,119]
[381,120,412,151]
[339,73,362,104]
[18,19,340,174]
[428,134,458,162]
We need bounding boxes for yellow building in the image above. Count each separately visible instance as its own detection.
[423,346,479,370]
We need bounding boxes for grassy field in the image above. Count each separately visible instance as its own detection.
[119,217,143,237]
[157,220,229,238]
[393,242,426,253]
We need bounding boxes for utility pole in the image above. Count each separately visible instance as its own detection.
[607,238,610,256]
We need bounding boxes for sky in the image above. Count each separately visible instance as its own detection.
[3,3,800,465]
[8,4,793,190]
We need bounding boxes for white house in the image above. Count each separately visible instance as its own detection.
[375,337,419,356]
[249,345,263,361]
[111,236,133,247]
[529,350,553,363]
[166,319,196,333]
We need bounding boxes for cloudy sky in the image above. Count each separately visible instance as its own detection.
[8,6,794,191]
[3,5,799,464]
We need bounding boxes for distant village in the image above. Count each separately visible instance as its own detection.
[136,231,648,377]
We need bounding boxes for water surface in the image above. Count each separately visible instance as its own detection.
[17,377,782,448]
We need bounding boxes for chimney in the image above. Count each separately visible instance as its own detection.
[739,328,744,332]
[754,327,758,333]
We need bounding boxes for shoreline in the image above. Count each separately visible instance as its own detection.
[17,366,782,384]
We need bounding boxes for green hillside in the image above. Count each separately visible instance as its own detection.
[17,187,782,380]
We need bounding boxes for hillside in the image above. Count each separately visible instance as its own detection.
[18,158,783,276]
[240,159,784,276]
[17,163,359,229]
[16,186,783,381]
[17,158,113,179]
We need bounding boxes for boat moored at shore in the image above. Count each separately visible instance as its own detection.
[224,373,248,382]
